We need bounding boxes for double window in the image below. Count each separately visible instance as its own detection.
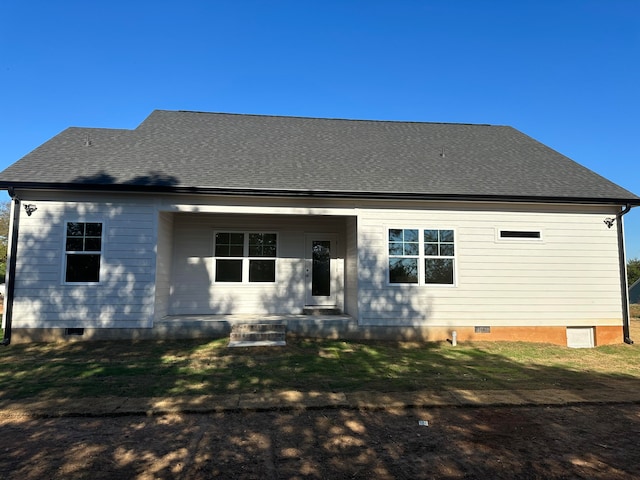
[388,228,455,285]
[65,222,103,283]
[214,232,277,283]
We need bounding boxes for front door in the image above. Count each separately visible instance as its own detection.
[305,234,336,306]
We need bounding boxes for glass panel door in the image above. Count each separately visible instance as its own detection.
[305,234,336,306]
[312,240,331,297]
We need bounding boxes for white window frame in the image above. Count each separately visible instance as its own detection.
[212,231,278,284]
[62,220,105,285]
[387,227,457,287]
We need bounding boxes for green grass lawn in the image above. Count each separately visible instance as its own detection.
[1,320,640,401]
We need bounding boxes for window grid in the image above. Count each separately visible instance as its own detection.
[388,229,420,284]
[64,222,103,283]
[214,232,277,283]
[424,229,455,285]
[388,228,456,286]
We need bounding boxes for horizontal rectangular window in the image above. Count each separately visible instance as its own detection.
[214,232,277,283]
[389,228,455,285]
[65,222,103,283]
[500,230,541,239]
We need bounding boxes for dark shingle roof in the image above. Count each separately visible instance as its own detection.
[0,109,637,204]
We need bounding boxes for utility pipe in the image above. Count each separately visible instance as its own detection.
[617,203,634,345]
[1,189,20,346]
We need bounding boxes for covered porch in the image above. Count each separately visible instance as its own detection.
[154,204,360,324]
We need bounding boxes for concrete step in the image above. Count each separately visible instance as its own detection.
[232,323,286,333]
[228,324,286,347]
[229,332,286,342]
[303,307,342,316]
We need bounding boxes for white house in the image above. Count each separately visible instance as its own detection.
[0,110,638,346]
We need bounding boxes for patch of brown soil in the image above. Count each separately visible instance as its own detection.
[1,404,639,479]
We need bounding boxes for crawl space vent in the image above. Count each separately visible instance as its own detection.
[65,328,85,336]
[474,326,491,334]
[566,327,594,348]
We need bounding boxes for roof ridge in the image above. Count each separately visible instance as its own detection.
[162,109,498,127]
[66,126,133,132]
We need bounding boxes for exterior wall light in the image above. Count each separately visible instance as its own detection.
[24,204,37,216]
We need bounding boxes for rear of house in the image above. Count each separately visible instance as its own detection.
[1,110,638,346]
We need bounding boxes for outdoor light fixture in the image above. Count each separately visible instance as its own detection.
[604,217,615,228]
[24,204,37,216]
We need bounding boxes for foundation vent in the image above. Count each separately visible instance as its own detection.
[566,327,595,348]
[65,328,85,336]
[474,326,491,334]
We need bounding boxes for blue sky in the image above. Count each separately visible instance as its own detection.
[1,0,639,257]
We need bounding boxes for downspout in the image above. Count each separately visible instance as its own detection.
[1,189,20,346]
[617,203,634,345]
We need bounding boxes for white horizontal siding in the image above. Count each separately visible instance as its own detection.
[344,216,358,317]
[154,212,174,320]
[9,191,625,332]
[168,213,347,315]
[11,196,158,328]
[357,204,623,327]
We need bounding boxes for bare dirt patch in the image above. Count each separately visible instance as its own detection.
[1,318,639,479]
[2,404,640,479]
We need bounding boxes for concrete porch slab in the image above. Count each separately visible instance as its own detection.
[155,314,358,340]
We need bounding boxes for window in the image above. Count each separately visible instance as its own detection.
[424,229,455,284]
[499,230,541,239]
[388,228,455,285]
[65,222,103,283]
[214,232,277,283]
[388,229,419,284]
